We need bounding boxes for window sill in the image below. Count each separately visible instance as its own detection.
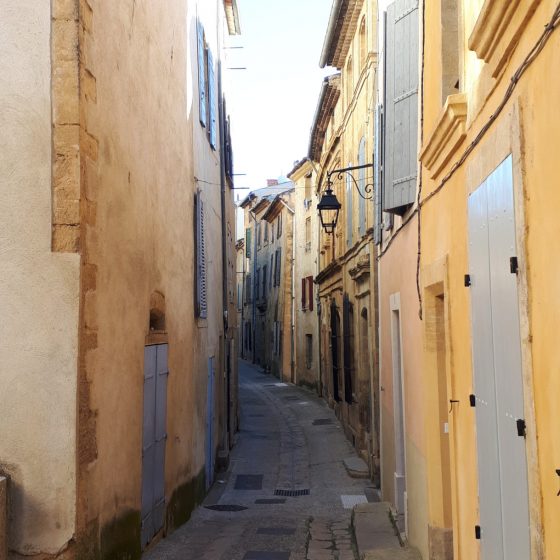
[419,93,467,179]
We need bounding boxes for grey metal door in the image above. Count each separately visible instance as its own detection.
[468,155,530,560]
[141,344,168,548]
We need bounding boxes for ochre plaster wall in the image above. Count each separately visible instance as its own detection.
[77,0,207,552]
[379,215,428,558]
[419,1,560,558]
[0,1,79,554]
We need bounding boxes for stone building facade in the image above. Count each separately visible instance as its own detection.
[0,0,240,557]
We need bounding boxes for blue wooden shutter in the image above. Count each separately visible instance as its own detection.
[207,48,217,149]
[195,191,207,318]
[358,138,366,236]
[197,22,207,128]
[383,0,419,214]
[346,163,353,247]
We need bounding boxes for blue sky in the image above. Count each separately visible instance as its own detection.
[225,0,335,201]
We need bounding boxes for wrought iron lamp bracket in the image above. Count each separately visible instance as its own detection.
[326,163,374,201]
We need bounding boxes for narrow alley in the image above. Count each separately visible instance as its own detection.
[144,360,403,560]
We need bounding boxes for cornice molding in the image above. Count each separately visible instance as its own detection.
[420,93,467,179]
[468,0,542,77]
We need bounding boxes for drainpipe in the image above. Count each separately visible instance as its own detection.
[278,198,295,383]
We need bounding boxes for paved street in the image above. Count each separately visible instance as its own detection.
[145,359,376,560]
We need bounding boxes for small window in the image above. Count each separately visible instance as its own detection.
[262,264,268,298]
[264,222,269,243]
[346,56,353,105]
[304,174,312,201]
[305,217,311,251]
[277,214,283,238]
[306,334,313,369]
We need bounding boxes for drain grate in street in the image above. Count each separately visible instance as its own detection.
[255,498,286,504]
[312,418,333,425]
[274,488,310,497]
[257,527,296,536]
[243,553,290,560]
[205,504,248,512]
[235,474,264,490]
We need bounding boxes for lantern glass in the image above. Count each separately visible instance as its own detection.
[317,188,341,234]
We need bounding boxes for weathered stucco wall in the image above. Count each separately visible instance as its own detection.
[77,0,207,554]
[0,1,79,554]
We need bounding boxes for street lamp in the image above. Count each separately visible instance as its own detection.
[317,186,341,234]
[317,163,374,233]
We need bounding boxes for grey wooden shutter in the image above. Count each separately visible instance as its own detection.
[207,48,217,149]
[195,191,207,318]
[383,0,419,214]
[346,165,353,247]
[308,277,314,311]
[358,139,366,237]
[245,228,251,258]
[197,22,207,128]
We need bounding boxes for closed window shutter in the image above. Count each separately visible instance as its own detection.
[302,278,307,310]
[197,22,207,128]
[346,166,353,247]
[358,138,366,236]
[245,228,252,258]
[383,0,419,214]
[276,248,282,286]
[207,48,217,149]
[270,255,274,288]
[308,277,314,311]
[195,191,207,318]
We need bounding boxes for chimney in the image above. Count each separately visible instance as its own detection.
[267,179,279,186]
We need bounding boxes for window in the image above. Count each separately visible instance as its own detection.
[304,174,312,201]
[441,0,460,104]
[245,273,252,302]
[269,255,274,289]
[301,276,314,311]
[306,335,313,369]
[343,294,355,403]
[274,249,282,286]
[273,322,281,356]
[257,222,262,249]
[245,227,252,258]
[358,138,366,237]
[264,222,269,244]
[359,17,367,69]
[195,191,207,318]
[262,264,267,298]
[196,21,217,149]
[346,162,354,247]
[305,217,311,251]
[346,56,353,104]
[255,268,261,300]
[277,213,283,238]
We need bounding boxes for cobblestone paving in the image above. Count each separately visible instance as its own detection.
[144,360,370,560]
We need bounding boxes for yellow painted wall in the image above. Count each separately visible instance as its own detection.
[420,0,560,557]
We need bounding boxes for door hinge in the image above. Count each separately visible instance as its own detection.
[475,525,481,540]
[464,274,471,287]
[510,256,519,274]
[516,418,527,438]
[469,394,476,407]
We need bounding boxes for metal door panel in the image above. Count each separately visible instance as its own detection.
[468,182,504,560]
[141,344,168,548]
[487,157,530,559]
